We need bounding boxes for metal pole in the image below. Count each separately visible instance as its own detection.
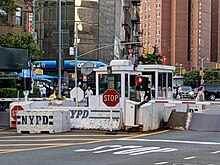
[75,23,78,106]
[201,57,204,85]
[180,64,182,76]
[58,0,62,98]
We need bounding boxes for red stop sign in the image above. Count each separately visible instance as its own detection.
[103,89,120,107]
[11,105,24,121]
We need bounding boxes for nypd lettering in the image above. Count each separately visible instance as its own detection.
[17,115,53,125]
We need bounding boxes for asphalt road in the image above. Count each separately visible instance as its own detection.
[0,129,219,165]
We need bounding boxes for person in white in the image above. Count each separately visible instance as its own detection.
[42,86,47,97]
[85,86,93,98]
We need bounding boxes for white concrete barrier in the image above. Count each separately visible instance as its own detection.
[31,106,122,131]
[16,109,70,134]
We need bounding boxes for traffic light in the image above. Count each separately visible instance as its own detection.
[136,76,143,91]
[143,46,148,55]
[142,77,150,91]
[25,78,32,91]
[16,78,24,91]
[16,78,32,91]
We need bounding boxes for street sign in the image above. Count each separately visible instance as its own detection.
[70,87,84,102]
[128,48,134,57]
[11,105,24,120]
[103,89,120,107]
[81,62,95,75]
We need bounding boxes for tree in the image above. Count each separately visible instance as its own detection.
[0,32,41,59]
[0,0,18,15]
[137,45,164,65]
[183,69,220,88]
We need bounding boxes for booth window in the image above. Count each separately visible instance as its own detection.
[99,74,121,95]
[158,73,167,98]
[125,74,128,97]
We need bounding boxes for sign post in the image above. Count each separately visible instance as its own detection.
[102,89,120,134]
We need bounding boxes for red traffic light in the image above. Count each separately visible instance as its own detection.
[136,77,143,85]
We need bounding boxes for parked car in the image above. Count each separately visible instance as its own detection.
[203,84,220,101]
[180,86,194,99]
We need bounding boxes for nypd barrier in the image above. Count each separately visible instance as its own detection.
[125,100,216,131]
[12,101,122,132]
[16,109,70,134]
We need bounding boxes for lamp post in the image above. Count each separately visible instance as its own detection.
[58,0,62,98]
[200,56,207,85]
[179,64,182,76]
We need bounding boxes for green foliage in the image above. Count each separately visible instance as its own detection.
[203,68,220,84]
[183,70,200,88]
[0,87,40,98]
[0,0,18,15]
[0,32,41,59]
[183,69,220,88]
[137,45,164,65]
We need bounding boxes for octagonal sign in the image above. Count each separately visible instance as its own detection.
[102,89,120,107]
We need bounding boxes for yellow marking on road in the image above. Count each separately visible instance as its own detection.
[124,130,170,139]
[0,143,73,147]
[0,130,170,154]
[0,138,104,142]
[0,134,133,139]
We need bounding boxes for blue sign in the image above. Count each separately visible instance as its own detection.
[33,60,107,69]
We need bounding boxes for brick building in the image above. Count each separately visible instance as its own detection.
[139,0,220,71]
[0,0,28,35]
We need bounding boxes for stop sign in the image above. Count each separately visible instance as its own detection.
[11,105,24,120]
[103,89,120,107]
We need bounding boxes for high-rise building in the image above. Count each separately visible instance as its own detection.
[139,0,220,71]
[34,0,140,65]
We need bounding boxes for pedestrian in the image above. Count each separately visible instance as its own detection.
[42,86,47,97]
[85,86,93,106]
[195,86,206,112]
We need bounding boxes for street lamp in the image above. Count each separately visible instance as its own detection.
[179,64,182,76]
[74,17,92,107]
[200,56,208,85]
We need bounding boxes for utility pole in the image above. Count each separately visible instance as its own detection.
[58,0,62,98]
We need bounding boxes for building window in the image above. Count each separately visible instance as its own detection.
[156,21,160,26]
[148,5,151,11]
[148,31,151,37]
[145,23,147,28]
[156,12,160,18]
[16,7,22,26]
[145,32,147,37]
[148,22,151,28]
[156,38,160,44]
[156,3,160,9]
[156,30,160,35]
[0,8,8,25]
[145,6,148,11]
[148,14,151,19]
[145,15,147,20]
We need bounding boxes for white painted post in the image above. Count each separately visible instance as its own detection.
[110,109,113,132]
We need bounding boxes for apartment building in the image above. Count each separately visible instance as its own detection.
[0,0,28,35]
[139,0,220,71]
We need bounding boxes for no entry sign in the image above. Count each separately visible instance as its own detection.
[103,89,120,107]
[11,105,24,120]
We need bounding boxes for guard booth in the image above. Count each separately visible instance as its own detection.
[91,60,141,113]
[136,65,175,100]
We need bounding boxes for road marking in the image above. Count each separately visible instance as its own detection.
[211,151,220,154]
[184,156,196,160]
[154,162,169,165]
[121,138,220,145]
[113,147,159,155]
[0,130,169,154]
[0,134,132,139]
[75,145,178,156]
